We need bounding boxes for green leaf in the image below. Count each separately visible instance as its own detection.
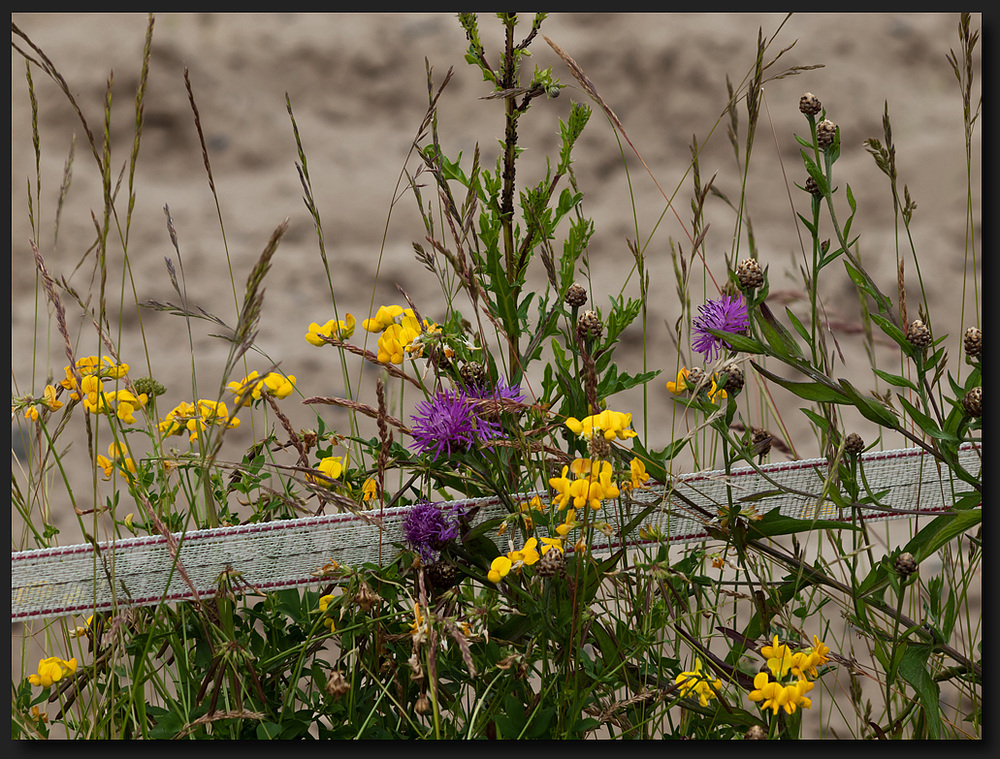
[838,378,899,427]
[898,644,942,739]
[751,361,851,404]
[904,509,981,564]
[747,507,860,539]
[896,395,958,442]
[872,368,918,392]
[715,331,767,355]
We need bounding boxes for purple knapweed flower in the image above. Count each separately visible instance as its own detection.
[691,294,750,363]
[409,387,501,461]
[466,374,526,404]
[403,500,461,563]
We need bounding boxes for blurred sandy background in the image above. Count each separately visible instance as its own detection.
[11,13,981,735]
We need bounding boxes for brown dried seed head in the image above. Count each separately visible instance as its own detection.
[964,326,982,359]
[805,176,823,197]
[685,367,707,392]
[577,309,603,341]
[737,258,764,290]
[565,283,588,309]
[906,319,932,349]
[325,670,350,699]
[817,119,838,149]
[894,551,918,578]
[799,92,822,116]
[719,364,744,395]
[844,432,865,456]
[745,724,767,740]
[535,547,566,578]
[962,386,982,418]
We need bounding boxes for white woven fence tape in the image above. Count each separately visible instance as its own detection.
[12,443,980,624]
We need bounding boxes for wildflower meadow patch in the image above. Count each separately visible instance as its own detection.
[11,13,981,740]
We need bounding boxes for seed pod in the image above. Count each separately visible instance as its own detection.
[577,309,603,341]
[964,326,982,359]
[745,724,767,740]
[962,386,982,418]
[588,433,611,461]
[426,561,460,591]
[565,283,588,309]
[817,119,838,149]
[894,551,918,578]
[906,319,932,350]
[459,361,487,389]
[737,258,764,290]
[685,367,707,392]
[844,432,865,456]
[719,364,744,395]
[535,547,566,578]
[799,92,822,116]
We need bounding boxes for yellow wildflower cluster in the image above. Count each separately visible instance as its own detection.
[564,408,637,442]
[361,304,438,365]
[27,655,78,689]
[488,536,563,583]
[674,658,723,707]
[158,399,239,443]
[96,441,137,481]
[304,314,356,346]
[666,367,727,404]
[549,458,620,511]
[226,370,296,407]
[748,635,831,716]
[55,355,148,422]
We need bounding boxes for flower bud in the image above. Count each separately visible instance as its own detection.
[565,283,588,309]
[817,119,837,149]
[799,92,822,116]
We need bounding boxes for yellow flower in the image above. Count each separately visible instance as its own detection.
[666,368,691,395]
[761,635,796,679]
[565,408,637,441]
[95,442,136,480]
[362,477,378,503]
[749,671,814,715]
[308,455,346,486]
[674,658,722,707]
[792,636,831,679]
[706,377,727,404]
[41,384,63,412]
[318,593,337,633]
[104,388,148,424]
[362,305,405,333]
[158,399,239,442]
[555,508,579,537]
[305,314,356,345]
[623,457,650,492]
[27,656,78,689]
[540,537,563,555]
[488,555,512,583]
[24,405,39,422]
[262,372,296,399]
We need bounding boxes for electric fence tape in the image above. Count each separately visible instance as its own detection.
[12,442,980,624]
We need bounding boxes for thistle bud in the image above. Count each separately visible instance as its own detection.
[844,432,865,456]
[426,561,460,591]
[817,119,838,149]
[805,176,823,198]
[536,547,566,578]
[745,724,767,740]
[964,326,982,359]
[799,92,822,116]
[459,361,487,390]
[962,386,982,418]
[565,283,588,309]
[577,309,603,341]
[906,319,932,350]
[894,551,918,578]
[737,258,764,290]
[719,363,744,395]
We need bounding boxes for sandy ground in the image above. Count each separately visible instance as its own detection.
[11,13,981,737]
